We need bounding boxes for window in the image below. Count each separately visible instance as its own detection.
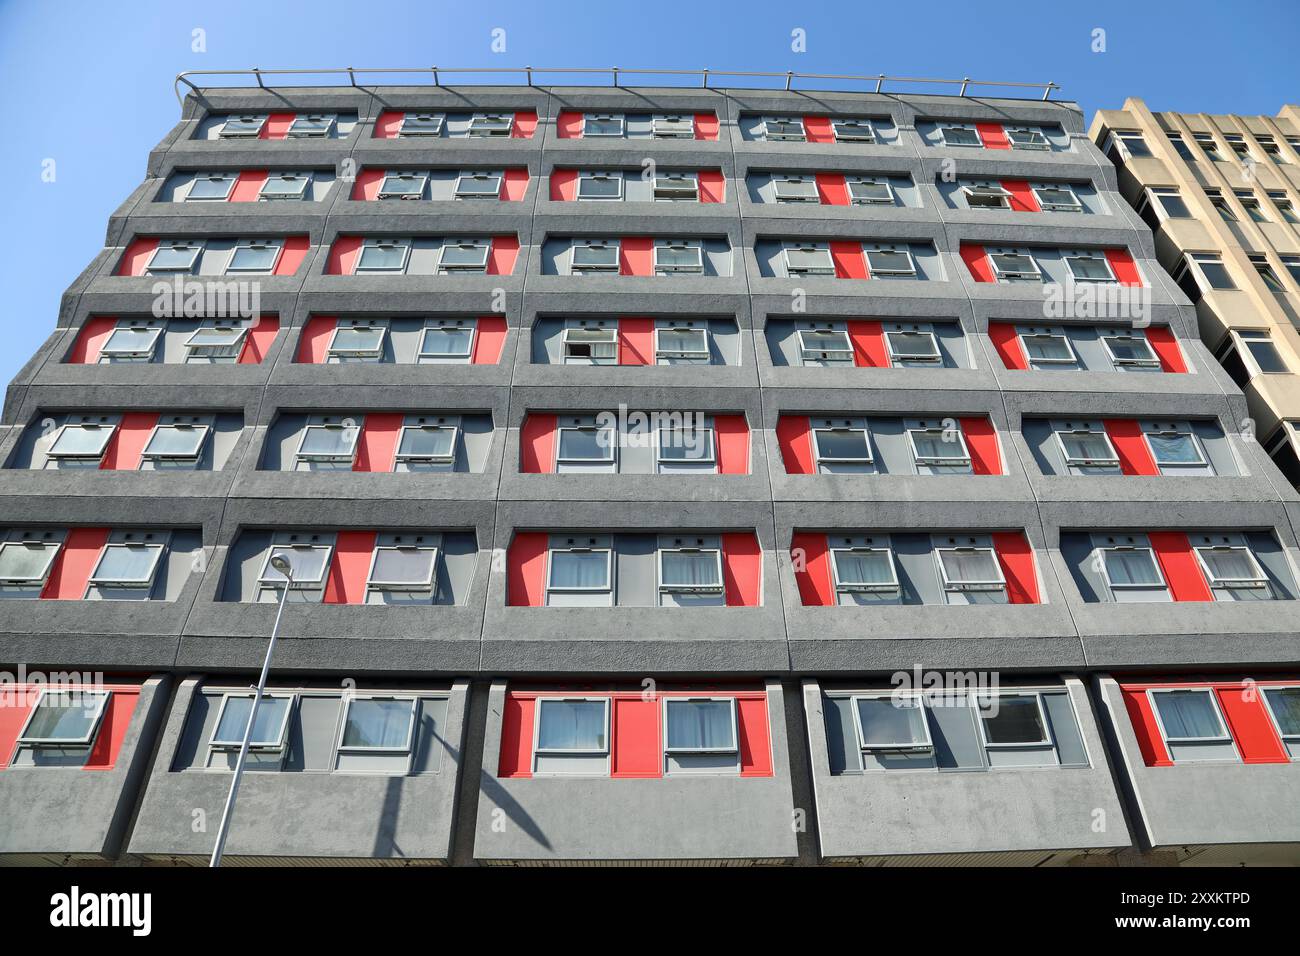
[295,423,359,466]
[784,243,834,277]
[847,177,893,205]
[763,116,805,142]
[831,547,899,593]
[355,239,410,273]
[556,425,615,467]
[582,114,624,137]
[653,240,703,275]
[664,699,738,755]
[259,171,312,201]
[141,423,208,463]
[1236,190,1269,222]
[773,175,820,203]
[394,423,457,467]
[437,239,491,274]
[1100,547,1164,591]
[656,424,716,470]
[0,540,60,585]
[366,546,439,592]
[1064,250,1116,283]
[534,698,609,770]
[1184,253,1236,291]
[1056,428,1120,468]
[652,114,694,139]
[339,697,416,751]
[570,241,620,275]
[399,113,444,136]
[17,690,109,745]
[1147,186,1191,219]
[655,325,710,364]
[1166,132,1195,161]
[468,113,512,137]
[418,324,474,362]
[1224,329,1288,375]
[1100,332,1159,370]
[183,324,247,362]
[186,172,237,202]
[1150,689,1231,745]
[547,547,612,592]
[907,426,971,467]
[854,695,931,751]
[658,547,724,595]
[814,427,873,467]
[865,246,916,278]
[938,124,981,147]
[210,694,293,750]
[576,171,623,201]
[47,423,113,463]
[1205,189,1237,221]
[797,327,853,364]
[1007,126,1050,151]
[964,182,1011,209]
[377,172,428,200]
[99,324,162,361]
[936,547,1005,592]
[287,114,334,138]
[1268,191,1300,223]
[1262,687,1300,740]
[146,240,202,274]
[259,544,332,589]
[225,239,281,274]
[453,170,503,200]
[327,324,387,361]
[1224,134,1251,161]
[87,542,164,587]
[1144,427,1210,478]
[1109,130,1151,158]
[975,694,1051,746]
[1032,184,1083,213]
[1019,330,1077,368]
[1193,132,1221,161]
[1251,255,1285,293]
[1194,545,1270,591]
[989,249,1042,281]
[832,118,876,143]
[219,115,265,138]
[1282,256,1300,285]
[561,325,617,363]
[1257,135,1285,163]
[886,329,940,365]
[653,172,698,201]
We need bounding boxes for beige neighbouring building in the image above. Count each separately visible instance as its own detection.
[1091,99,1300,486]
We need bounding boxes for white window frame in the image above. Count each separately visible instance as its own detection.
[938,123,982,148]
[988,249,1042,282]
[258,544,333,589]
[1144,429,1208,470]
[1147,688,1233,746]
[219,115,266,138]
[907,426,971,467]
[437,238,491,274]
[560,324,618,362]
[185,172,237,202]
[468,113,513,137]
[0,540,61,585]
[652,114,694,139]
[935,547,1006,593]
[417,323,475,362]
[393,424,458,466]
[294,423,360,466]
[1063,250,1117,283]
[772,174,821,203]
[1032,183,1083,213]
[99,324,163,361]
[1261,686,1300,742]
[852,693,933,753]
[286,114,335,138]
[783,243,835,277]
[46,423,114,462]
[140,422,209,463]
[831,547,900,594]
[663,697,739,754]
[1193,545,1270,590]
[1006,126,1050,151]
[355,239,411,274]
[832,118,876,143]
[16,689,110,746]
[546,546,613,593]
[532,697,611,766]
[336,695,418,753]
[963,182,1012,209]
[1101,332,1160,369]
[555,424,616,467]
[209,692,294,751]
[847,176,894,205]
[224,239,283,275]
[575,170,624,201]
[796,327,853,363]
[377,171,429,201]
[87,541,165,588]
[812,426,873,466]
[655,424,716,467]
[865,246,917,278]
[653,171,699,201]
[653,240,704,275]
[183,323,248,360]
[885,329,941,365]
[582,113,625,138]
[1054,428,1120,468]
[326,324,387,361]
[570,241,620,275]
[763,116,806,142]
[1099,546,1166,592]
[974,692,1053,748]
[1146,186,1191,220]
[656,547,725,595]
[398,113,445,137]
[653,325,710,363]
[365,545,439,593]
[146,240,203,275]
[258,171,313,201]
[1019,330,1078,367]
[453,170,503,200]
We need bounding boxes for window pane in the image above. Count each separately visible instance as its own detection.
[143,425,206,458]
[855,697,927,748]
[658,329,707,354]
[0,543,56,581]
[1023,334,1073,362]
[1198,260,1235,289]
[656,245,701,269]
[979,696,1048,744]
[92,544,160,583]
[440,243,489,268]
[1035,187,1079,209]
[572,246,617,268]
[661,551,720,587]
[189,175,235,200]
[214,696,290,747]
[1104,549,1162,587]
[786,248,832,271]
[537,700,606,750]
[666,700,735,750]
[1264,688,1300,737]
[1105,335,1155,363]
[227,244,279,272]
[816,430,870,461]
[1199,548,1260,582]
[102,328,160,354]
[331,327,385,353]
[380,174,425,197]
[341,699,413,749]
[835,550,894,586]
[558,427,612,461]
[1147,432,1201,464]
[1156,192,1191,217]
[849,179,891,202]
[357,244,408,271]
[370,548,436,586]
[261,174,310,199]
[911,429,961,460]
[50,425,112,457]
[550,551,609,589]
[658,427,713,461]
[887,331,938,358]
[578,174,622,198]
[1153,691,1222,740]
[585,116,623,136]
[1060,431,1115,462]
[149,244,199,271]
[23,692,106,742]
[800,330,851,353]
[1245,338,1287,373]
[942,126,981,146]
[187,327,245,348]
[263,546,330,584]
[991,253,1037,276]
[939,549,1000,583]
[397,427,455,459]
[1067,255,1113,280]
[300,426,356,458]
[420,327,473,357]
[866,250,913,274]
[456,173,501,196]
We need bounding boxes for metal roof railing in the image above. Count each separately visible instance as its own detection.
[173,67,1061,109]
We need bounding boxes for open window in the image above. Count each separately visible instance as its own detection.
[1032,183,1083,212]
[783,243,834,277]
[1217,329,1288,385]
[1143,186,1192,220]
[378,171,428,200]
[1194,542,1272,599]
[336,696,418,771]
[847,176,893,205]
[936,546,1006,595]
[99,324,163,362]
[399,113,444,136]
[259,171,312,201]
[1099,545,1167,600]
[1063,250,1116,283]
[763,116,806,142]
[418,322,474,363]
[87,541,165,590]
[45,422,114,467]
[773,175,820,203]
[582,114,624,137]
[561,323,617,363]
[653,171,698,201]
[555,423,616,472]
[287,114,335,138]
[576,170,624,201]
[974,693,1052,749]
[186,172,237,202]
[183,323,248,363]
[1262,687,1300,742]
[225,239,282,275]
[366,543,439,601]
[652,114,694,139]
[907,425,971,470]
[656,423,716,473]
[394,424,458,470]
[653,240,704,275]
[454,170,503,200]
[865,246,916,278]
[294,421,360,469]
[17,690,109,746]
[1018,328,1078,369]
[1101,331,1160,371]
[1149,689,1236,762]
[797,326,853,365]
[570,240,620,275]
[832,118,876,143]
[831,546,899,596]
[258,543,333,591]
[657,544,724,604]
[326,323,387,362]
[1006,126,1050,150]
[1144,427,1209,473]
[963,182,1011,209]
[1106,130,1151,160]
[355,239,411,273]
[988,248,1042,282]
[468,113,512,137]
[146,240,203,275]
[219,115,266,138]
[664,698,740,774]
[546,544,613,604]
[938,123,981,147]
[208,693,294,770]
[140,422,208,467]
[813,425,873,471]
[854,694,932,753]
[437,238,491,274]
[885,328,940,365]
[0,539,61,589]
[533,698,610,774]
[1055,427,1120,472]
[654,324,710,364]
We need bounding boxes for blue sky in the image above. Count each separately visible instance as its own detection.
[1,0,1297,386]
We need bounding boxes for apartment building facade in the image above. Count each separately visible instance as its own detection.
[0,75,1297,867]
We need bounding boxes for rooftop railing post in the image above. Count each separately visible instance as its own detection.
[785,71,793,91]
[252,67,264,89]
[432,66,439,86]
[702,68,709,89]
[960,77,970,96]
[612,67,619,88]
[347,67,356,87]
[875,74,885,93]
[1043,81,1055,101]
[526,66,533,86]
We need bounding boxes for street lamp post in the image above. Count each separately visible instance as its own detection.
[209,553,294,868]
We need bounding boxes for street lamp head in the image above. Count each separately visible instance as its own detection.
[269,554,294,578]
